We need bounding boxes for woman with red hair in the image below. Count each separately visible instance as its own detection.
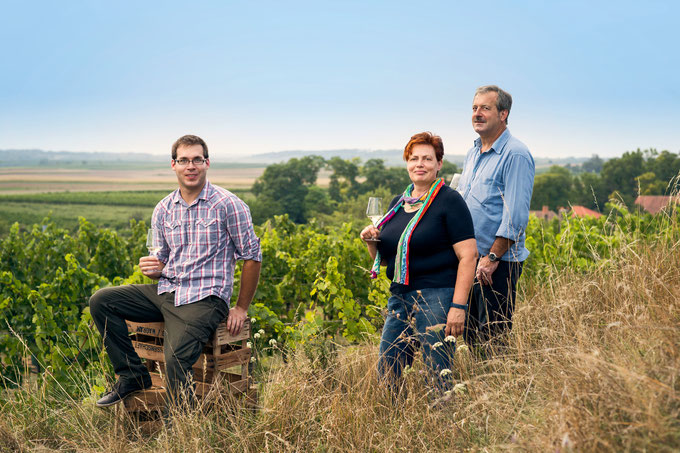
[360,131,477,390]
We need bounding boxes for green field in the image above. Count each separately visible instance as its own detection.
[0,201,153,235]
[0,189,252,236]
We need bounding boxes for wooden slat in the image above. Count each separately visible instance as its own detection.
[133,340,221,369]
[123,388,166,411]
[126,321,164,338]
[132,340,165,362]
[213,319,251,345]
[226,377,251,394]
[214,347,251,369]
[155,361,220,383]
[122,378,251,412]
[150,372,164,388]
[126,319,251,345]
[196,377,251,397]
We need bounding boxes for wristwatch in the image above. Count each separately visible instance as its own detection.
[488,252,499,262]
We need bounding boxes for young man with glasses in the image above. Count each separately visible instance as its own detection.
[89,134,262,407]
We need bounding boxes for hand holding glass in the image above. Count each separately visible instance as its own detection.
[145,228,161,275]
[146,228,161,256]
[365,197,383,241]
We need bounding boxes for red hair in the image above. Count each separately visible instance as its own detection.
[403,132,444,162]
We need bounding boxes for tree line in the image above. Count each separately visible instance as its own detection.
[247,148,679,226]
[248,156,460,224]
[532,149,680,211]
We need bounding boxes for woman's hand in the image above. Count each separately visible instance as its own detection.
[360,225,380,242]
[445,306,466,337]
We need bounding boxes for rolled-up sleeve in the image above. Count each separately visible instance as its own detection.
[496,154,535,241]
[225,198,262,262]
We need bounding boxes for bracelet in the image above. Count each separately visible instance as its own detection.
[451,303,468,311]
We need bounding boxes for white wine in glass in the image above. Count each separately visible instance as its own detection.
[146,228,161,256]
[366,197,383,241]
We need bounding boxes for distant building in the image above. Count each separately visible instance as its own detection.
[570,205,603,219]
[530,205,559,221]
[634,195,680,215]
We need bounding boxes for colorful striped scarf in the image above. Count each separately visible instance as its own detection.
[370,177,445,285]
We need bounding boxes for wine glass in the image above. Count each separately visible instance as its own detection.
[146,228,161,257]
[450,172,462,191]
[366,197,383,241]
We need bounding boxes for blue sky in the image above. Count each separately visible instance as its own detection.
[1,0,677,159]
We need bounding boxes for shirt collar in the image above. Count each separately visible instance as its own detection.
[474,128,511,155]
[171,181,213,205]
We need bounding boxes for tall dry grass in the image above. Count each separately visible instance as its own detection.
[1,215,679,452]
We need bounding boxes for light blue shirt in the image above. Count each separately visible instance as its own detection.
[457,129,535,262]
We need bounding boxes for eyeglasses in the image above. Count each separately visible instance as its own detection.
[174,157,208,166]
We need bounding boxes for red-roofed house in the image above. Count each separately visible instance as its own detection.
[530,205,559,221]
[570,205,603,218]
[634,195,680,215]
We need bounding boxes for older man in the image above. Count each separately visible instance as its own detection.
[457,85,534,347]
[90,134,262,407]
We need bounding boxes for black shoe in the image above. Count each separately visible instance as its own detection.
[96,377,152,407]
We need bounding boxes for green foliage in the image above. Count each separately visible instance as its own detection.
[439,159,461,183]
[2,171,677,393]
[248,215,387,348]
[251,156,326,223]
[523,200,675,279]
[531,150,679,211]
[361,159,411,195]
[0,217,145,388]
[530,165,574,210]
[580,154,604,173]
[310,256,375,342]
[328,157,361,202]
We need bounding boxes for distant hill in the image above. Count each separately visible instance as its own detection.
[0,149,165,167]
[237,149,466,167]
[1,148,590,169]
[239,149,589,168]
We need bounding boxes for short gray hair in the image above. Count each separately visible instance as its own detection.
[475,85,512,124]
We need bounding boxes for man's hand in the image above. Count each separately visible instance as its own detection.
[139,256,165,280]
[227,305,247,336]
[445,307,466,337]
[476,255,499,286]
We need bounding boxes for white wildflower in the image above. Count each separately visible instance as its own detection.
[432,341,443,350]
[453,383,466,394]
[439,368,452,377]
[258,329,265,336]
[253,332,261,339]
[269,338,277,347]
[444,335,456,343]
[250,356,256,363]
[456,344,469,353]
[246,341,252,348]
[250,317,256,324]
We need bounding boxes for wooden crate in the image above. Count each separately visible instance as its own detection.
[122,318,253,412]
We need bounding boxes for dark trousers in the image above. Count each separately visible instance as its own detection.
[464,260,523,349]
[89,284,228,402]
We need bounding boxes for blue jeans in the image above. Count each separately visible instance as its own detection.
[378,287,455,389]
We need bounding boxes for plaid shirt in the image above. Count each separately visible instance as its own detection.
[152,181,262,306]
